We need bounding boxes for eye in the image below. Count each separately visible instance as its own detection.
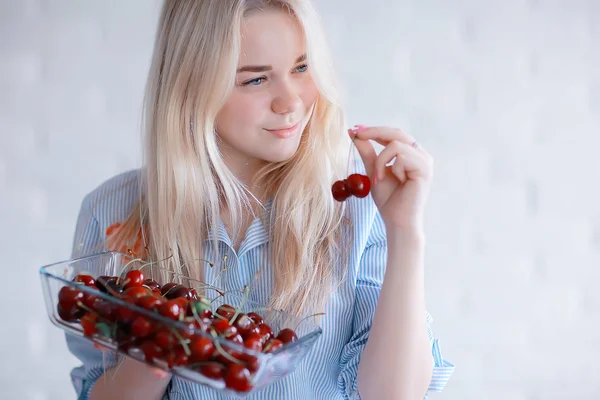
[242,77,266,86]
[294,64,308,73]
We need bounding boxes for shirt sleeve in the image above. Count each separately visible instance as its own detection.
[337,210,455,399]
[65,193,123,399]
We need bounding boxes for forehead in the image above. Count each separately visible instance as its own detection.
[239,9,305,65]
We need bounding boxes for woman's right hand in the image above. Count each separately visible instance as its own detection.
[93,343,171,378]
[89,344,172,400]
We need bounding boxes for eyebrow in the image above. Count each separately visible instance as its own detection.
[236,54,307,73]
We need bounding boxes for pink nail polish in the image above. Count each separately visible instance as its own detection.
[352,124,367,133]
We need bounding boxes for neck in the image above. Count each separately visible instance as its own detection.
[220,149,269,202]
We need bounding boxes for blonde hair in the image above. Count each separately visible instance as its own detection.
[107,0,353,317]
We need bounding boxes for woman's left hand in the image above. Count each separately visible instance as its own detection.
[349,125,434,232]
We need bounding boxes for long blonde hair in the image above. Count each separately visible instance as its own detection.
[107,0,352,317]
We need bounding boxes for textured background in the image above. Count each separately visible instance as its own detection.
[1,0,599,399]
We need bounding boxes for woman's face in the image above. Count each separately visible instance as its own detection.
[215,9,318,179]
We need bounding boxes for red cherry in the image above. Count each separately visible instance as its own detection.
[242,354,262,373]
[159,300,183,320]
[136,295,165,311]
[211,319,237,337]
[95,276,116,293]
[246,312,264,325]
[189,336,215,363]
[164,284,191,300]
[187,299,212,319]
[57,303,82,322]
[256,323,273,343]
[243,333,263,352]
[227,333,244,345]
[114,298,136,323]
[345,174,371,198]
[177,321,199,339]
[122,286,149,300]
[276,328,298,344]
[232,314,253,335]
[142,279,160,291]
[216,304,236,320]
[331,180,351,202]
[58,286,85,312]
[172,296,190,310]
[198,362,225,380]
[73,274,95,287]
[225,364,252,392]
[89,297,116,321]
[80,313,98,337]
[166,345,189,367]
[140,339,164,362]
[213,346,244,367]
[131,315,153,338]
[160,282,179,296]
[263,338,284,353]
[124,270,144,288]
[82,293,99,311]
[154,330,176,349]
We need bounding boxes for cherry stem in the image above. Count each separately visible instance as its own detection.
[294,312,326,332]
[209,255,228,287]
[209,328,244,365]
[346,131,359,177]
[190,302,204,327]
[214,314,229,322]
[118,257,144,281]
[139,254,175,274]
[263,341,275,353]
[229,285,250,325]
[168,326,192,357]
[209,289,240,304]
[76,301,113,325]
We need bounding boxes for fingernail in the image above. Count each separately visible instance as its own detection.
[351,124,367,133]
[372,175,378,185]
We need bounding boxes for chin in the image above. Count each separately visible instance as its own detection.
[259,142,302,163]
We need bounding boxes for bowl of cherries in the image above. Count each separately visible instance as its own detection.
[39,251,322,397]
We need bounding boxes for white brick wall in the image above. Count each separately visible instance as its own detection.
[1,1,598,399]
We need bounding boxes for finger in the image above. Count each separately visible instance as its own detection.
[375,142,407,183]
[351,125,416,147]
[347,129,377,178]
[376,141,431,182]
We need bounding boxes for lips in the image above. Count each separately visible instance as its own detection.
[266,121,301,132]
[265,121,302,138]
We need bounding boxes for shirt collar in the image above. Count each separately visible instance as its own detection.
[205,198,273,254]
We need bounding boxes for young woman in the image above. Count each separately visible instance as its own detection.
[66,1,454,399]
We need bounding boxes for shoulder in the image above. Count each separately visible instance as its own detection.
[81,168,142,231]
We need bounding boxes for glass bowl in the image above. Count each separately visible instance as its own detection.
[39,251,322,397]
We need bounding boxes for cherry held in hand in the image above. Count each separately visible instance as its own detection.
[331,173,371,202]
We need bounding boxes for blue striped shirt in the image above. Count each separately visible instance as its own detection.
[66,167,454,399]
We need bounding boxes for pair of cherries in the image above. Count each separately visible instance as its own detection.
[331,174,371,202]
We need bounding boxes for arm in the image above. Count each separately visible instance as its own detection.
[345,124,455,399]
[357,228,432,400]
[67,193,171,399]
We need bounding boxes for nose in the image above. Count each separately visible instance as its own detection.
[271,81,302,115]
